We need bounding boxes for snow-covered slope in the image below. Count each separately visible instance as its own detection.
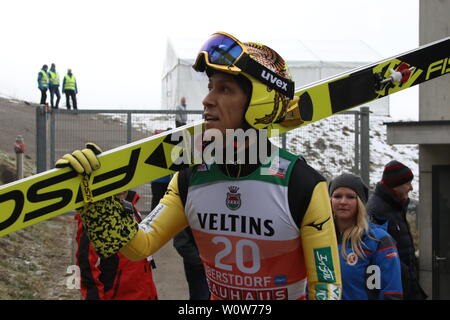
[104,111,420,200]
[278,114,418,200]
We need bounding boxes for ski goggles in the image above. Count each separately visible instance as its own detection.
[193,32,295,99]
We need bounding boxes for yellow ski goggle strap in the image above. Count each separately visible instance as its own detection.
[193,32,295,99]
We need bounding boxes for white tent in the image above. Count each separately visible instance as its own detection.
[161,37,389,115]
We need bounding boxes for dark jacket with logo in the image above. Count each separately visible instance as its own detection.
[367,182,427,300]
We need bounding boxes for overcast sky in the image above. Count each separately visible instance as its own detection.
[0,0,421,119]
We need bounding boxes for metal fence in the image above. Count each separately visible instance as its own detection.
[36,107,370,212]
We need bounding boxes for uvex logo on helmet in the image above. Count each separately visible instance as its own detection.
[260,69,289,93]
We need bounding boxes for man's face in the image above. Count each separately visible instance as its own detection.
[392,181,413,202]
[202,72,248,135]
[116,191,128,201]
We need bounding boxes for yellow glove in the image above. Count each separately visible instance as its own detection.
[79,196,139,258]
[55,143,102,174]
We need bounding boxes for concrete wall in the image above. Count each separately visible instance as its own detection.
[386,122,450,144]
[419,0,450,121]
[418,145,450,296]
[418,0,450,298]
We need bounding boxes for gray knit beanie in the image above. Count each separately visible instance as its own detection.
[329,173,369,204]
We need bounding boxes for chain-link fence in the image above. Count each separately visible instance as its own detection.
[274,108,370,183]
[36,107,369,212]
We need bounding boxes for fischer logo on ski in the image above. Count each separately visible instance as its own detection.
[426,57,450,80]
[0,147,141,235]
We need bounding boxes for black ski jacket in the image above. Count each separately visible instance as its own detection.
[367,182,427,300]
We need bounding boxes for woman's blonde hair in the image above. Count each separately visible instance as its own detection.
[339,197,369,260]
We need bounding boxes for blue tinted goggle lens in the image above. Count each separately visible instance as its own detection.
[200,34,243,66]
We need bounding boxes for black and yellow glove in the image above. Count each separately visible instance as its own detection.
[79,196,139,258]
[55,142,102,175]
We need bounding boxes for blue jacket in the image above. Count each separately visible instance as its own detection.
[152,174,172,184]
[339,223,403,300]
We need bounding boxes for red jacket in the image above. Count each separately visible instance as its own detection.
[75,202,158,300]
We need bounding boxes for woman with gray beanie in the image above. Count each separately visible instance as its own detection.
[329,173,403,300]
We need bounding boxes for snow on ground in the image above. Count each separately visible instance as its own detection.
[102,112,420,200]
[368,116,418,199]
[280,114,418,200]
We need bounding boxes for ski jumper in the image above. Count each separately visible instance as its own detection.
[121,147,342,300]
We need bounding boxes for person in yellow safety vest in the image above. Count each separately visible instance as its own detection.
[63,68,78,110]
[48,63,61,109]
[37,64,49,105]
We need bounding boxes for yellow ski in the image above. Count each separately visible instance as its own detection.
[1,36,449,237]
